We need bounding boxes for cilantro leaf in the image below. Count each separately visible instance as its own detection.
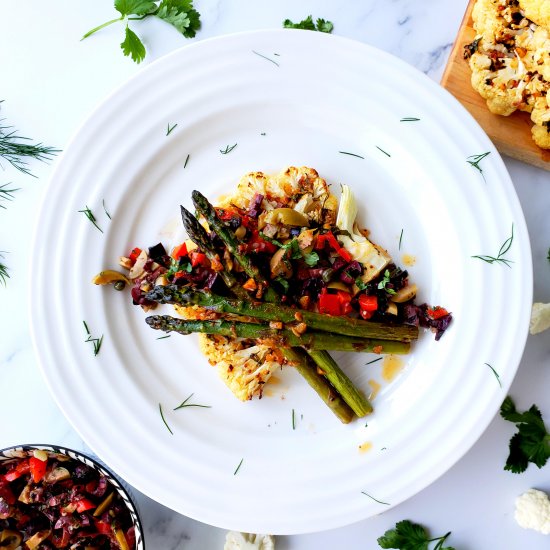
[304,251,319,267]
[115,0,156,16]
[121,25,146,63]
[355,277,368,291]
[157,0,201,38]
[500,396,550,473]
[377,269,396,295]
[283,15,334,33]
[377,520,454,550]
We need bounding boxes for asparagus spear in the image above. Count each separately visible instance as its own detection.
[145,315,411,354]
[146,285,418,343]
[281,347,355,424]
[180,205,250,301]
[192,190,279,303]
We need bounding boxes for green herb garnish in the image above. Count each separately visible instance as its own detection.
[484,362,501,387]
[82,0,201,64]
[166,123,178,136]
[83,320,104,356]
[283,15,334,33]
[292,408,296,430]
[173,392,211,410]
[184,153,190,168]
[159,403,173,435]
[259,233,317,265]
[355,277,368,291]
[0,183,18,209]
[361,491,390,506]
[376,146,391,157]
[365,357,383,365]
[467,151,490,181]
[252,50,280,67]
[339,151,364,159]
[102,199,111,220]
[166,257,192,277]
[472,224,514,267]
[0,252,9,286]
[500,396,550,474]
[398,229,403,250]
[378,520,454,549]
[78,206,103,233]
[233,458,244,475]
[274,276,290,294]
[220,143,237,154]
[400,117,420,122]
[156,334,171,340]
[377,269,396,295]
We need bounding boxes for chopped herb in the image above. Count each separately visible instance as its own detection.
[283,15,334,33]
[102,199,111,220]
[233,458,244,475]
[78,205,103,233]
[472,224,514,267]
[166,122,178,136]
[500,396,550,474]
[252,50,280,67]
[184,153,190,168]
[0,108,59,177]
[173,392,211,410]
[167,257,192,277]
[467,151,491,181]
[0,183,18,209]
[485,362,501,387]
[156,334,171,340]
[377,269,396,295]
[81,0,201,64]
[220,143,238,154]
[274,276,290,293]
[355,277,368,291]
[378,520,454,549]
[292,408,296,430]
[400,117,420,122]
[83,321,103,356]
[398,229,403,250]
[376,146,391,157]
[0,252,9,286]
[366,357,383,365]
[339,151,364,159]
[303,250,319,266]
[159,403,173,435]
[361,491,390,506]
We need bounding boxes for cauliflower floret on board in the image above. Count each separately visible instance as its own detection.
[224,531,275,550]
[199,334,282,401]
[515,488,550,534]
[518,0,550,29]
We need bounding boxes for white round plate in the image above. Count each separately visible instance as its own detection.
[31,30,532,534]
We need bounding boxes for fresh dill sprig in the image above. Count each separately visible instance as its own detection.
[400,117,420,122]
[361,491,390,506]
[472,224,514,267]
[0,183,19,209]
[233,458,244,475]
[339,151,364,159]
[467,151,491,181]
[365,357,383,365]
[166,123,178,136]
[0,252,9,286]
[78,205,103,233]
[376,146,391,157]
[292,408,296,430]
[156,334,171,340]
[83,320,103,356]
[102,199,111,220]
[485,362,502,388]
[0,114,59,177]
[220,143,237,155]
[159,403,173,435]
[252,50,280,67]
[398,229,403,250]
[173,393,211,410]
[184,153,190,168]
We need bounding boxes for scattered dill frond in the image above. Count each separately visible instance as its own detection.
[78,205,103,233]
[220,143,237,154]
[0,183,19,209]
[472,224,514,267]
[252,50,280,66]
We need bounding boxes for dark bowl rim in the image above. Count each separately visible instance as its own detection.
[0,443,145,550]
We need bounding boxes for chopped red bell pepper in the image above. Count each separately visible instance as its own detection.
[427,306,449,319]
[247,231,277,254]
[358,294,378,319]
[217,208,240,222]
[0,479,16,505]
[190,251,209,268]
[128,247,142,265]
[29,456,48,483]
[171,242,188,260]
[318,292,342,315]
[4,459,30,482]
[316,232,352,262]
[336,290,353,315]
[75,498,97,513]
[94,520,112,535]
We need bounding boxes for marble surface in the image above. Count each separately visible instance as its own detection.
[1,1,549,548]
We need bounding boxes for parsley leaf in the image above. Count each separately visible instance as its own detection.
[304,251,319,266]
[167,258,192,277]
[500,396,550,473]
[283,15,334,33]
[157,0,201,37]
[378,520,454,550]
[377,269,396,295]
[115,0,156,16]
[121,25,146,63]
[355,277,368,291]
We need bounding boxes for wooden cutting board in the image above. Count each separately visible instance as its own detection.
[441,0,550,171]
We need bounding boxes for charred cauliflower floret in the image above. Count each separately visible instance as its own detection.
[467,0,550,148]
[199,334,282,401]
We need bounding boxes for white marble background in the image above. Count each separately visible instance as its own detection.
[1,1,550,548]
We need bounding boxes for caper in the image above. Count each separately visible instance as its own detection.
[114,280,126,291]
